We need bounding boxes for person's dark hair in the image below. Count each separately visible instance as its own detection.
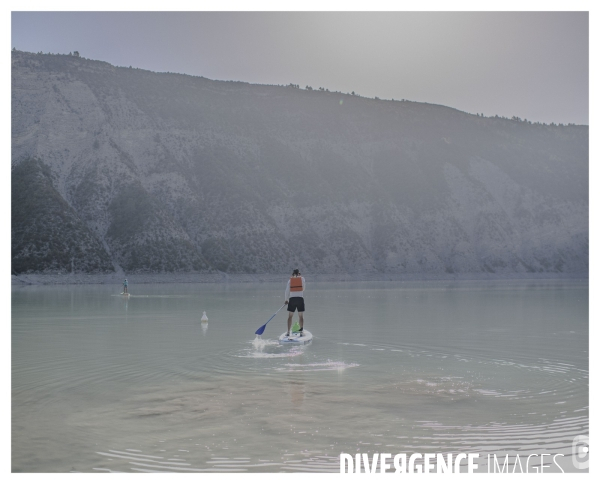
[292,269,300,276]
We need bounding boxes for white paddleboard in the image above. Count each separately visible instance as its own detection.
[120,293,131,297]
[279,330,313,345]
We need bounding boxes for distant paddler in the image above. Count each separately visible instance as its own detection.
[123,278,129,295]
[284,269,306,337]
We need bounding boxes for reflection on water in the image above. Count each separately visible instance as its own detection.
[12,280,588,472]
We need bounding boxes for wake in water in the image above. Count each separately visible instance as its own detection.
[276,361,360,372]
[237,336,306,359]
[251,336,278,351]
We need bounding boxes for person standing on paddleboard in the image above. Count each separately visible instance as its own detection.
[284,269,305,337]
[123,278,128,294]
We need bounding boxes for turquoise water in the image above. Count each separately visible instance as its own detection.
[12,280,588,472]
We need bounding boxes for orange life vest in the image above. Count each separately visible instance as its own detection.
[290,277,303,293]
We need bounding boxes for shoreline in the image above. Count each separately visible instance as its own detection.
[11,271,588,286]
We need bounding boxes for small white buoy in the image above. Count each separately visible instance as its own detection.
[201,311,208,323]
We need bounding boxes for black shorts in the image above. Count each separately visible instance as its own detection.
[287,297,305,313]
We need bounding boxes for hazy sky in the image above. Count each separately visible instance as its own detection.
[11,11,589,125]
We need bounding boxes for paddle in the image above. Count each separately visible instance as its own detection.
[255,304,287,335]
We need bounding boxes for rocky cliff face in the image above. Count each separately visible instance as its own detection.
[11,50,588,275]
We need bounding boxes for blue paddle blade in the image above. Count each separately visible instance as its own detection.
[254,304,285,335]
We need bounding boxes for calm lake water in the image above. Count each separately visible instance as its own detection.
[12,279,588,473]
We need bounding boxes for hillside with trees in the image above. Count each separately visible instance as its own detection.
[11,50,588,276]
